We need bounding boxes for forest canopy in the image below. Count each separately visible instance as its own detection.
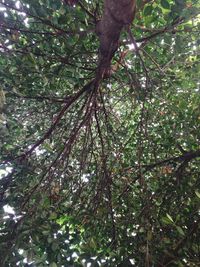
[0,0,200,266]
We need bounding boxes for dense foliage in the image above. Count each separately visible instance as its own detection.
[0,0,200,266]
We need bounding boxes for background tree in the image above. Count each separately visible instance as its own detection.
[0,0,200,266]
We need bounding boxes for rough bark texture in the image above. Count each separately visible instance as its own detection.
[96,0,136,79]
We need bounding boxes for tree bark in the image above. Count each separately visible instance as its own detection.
[96,0,136,79]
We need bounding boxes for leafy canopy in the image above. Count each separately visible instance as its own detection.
[0,0,200,266]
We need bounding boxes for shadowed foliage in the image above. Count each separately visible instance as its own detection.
[0,0,200,266]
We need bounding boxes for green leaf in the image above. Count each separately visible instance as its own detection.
[49,263,57,267]
[166,214,174,223]
[143,5,153,16]
[161,0,170,9]
[161,217,173,225]
[162,214,174,225]
[195,190,200,199]
[43,143,53,152]
[176,226,185,236]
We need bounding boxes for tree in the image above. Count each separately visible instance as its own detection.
[0,0,200,266]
